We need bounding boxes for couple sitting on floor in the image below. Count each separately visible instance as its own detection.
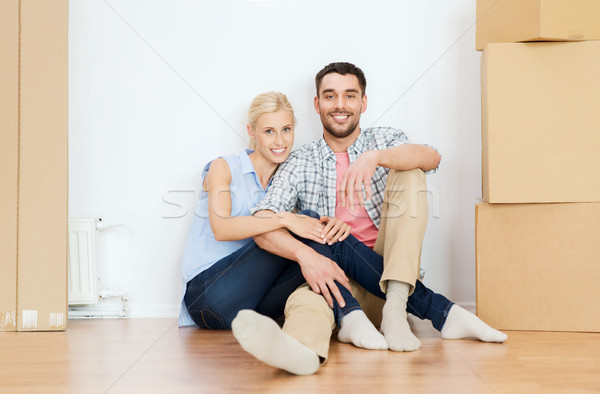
[179,62,507,375]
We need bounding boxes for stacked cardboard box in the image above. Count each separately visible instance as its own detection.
[475,0,600,331]
[0,0,69,332]
[476,0,600,50]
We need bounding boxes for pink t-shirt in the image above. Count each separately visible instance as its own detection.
[335,152,378,248]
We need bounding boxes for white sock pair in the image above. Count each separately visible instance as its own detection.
[231,298,507,375]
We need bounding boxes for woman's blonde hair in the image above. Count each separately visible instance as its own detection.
[248,91,295,150]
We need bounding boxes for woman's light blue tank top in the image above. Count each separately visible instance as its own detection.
[179,150,269,326]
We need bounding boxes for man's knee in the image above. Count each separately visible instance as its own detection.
[384,169,429,219]
[387,168,426,190]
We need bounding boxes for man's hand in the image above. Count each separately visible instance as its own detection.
[297,248,352,308]
[339,150,378,211]
[319,216,351,245]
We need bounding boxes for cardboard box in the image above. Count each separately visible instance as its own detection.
[476,0,600,51]
[0,0,69,331]
[17,0,69,332]
[0,0,19,332]
[476,203,600,332]
[481,41,600,203]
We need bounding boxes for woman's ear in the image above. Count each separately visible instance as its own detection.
[246,124,255,138]
[247,124,256,150]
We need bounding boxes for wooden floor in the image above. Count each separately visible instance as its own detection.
[1,317,599,393]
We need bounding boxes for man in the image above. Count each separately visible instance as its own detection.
[231,62,506,375]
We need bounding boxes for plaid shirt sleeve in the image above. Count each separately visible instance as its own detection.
[378,127,439,173]
[385,127,410,148]
[251,155,299,214]
[423,143,440,173]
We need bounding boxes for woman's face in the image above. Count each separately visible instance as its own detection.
[249,110,295,165]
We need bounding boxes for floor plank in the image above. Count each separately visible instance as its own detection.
[446,331,600,393]
[0,319,174,394]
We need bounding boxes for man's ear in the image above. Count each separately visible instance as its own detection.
[361,94,368,114]
[314,96,321,114]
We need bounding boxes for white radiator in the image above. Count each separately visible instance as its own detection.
[68,219,98,305]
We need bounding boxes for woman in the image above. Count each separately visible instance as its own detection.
[179,92,389,353]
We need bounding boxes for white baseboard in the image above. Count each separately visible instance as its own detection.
[69,303,180,319]
[125,303,180,318]
[454,302,476,314]
[69,304,126,319]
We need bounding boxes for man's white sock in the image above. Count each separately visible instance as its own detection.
[380,280,421,352]
[441,304,508,342]
[231,310,320,375]
[337,310,388,350]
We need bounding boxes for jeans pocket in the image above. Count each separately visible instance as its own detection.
[190,308,226,329]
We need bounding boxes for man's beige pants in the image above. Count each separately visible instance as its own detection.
[281,169,429,360]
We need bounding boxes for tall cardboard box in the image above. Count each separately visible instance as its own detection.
[476,0,600,51]
[481,41,600,203]
[0,0,19,332]
[0,0,69,331]
[17,0,69,331]
[476,203,600,332]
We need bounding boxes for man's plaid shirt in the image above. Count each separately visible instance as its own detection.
[252,127,427,228]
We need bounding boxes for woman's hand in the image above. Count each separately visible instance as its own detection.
[282,212,326,244]
[319,216,351,245]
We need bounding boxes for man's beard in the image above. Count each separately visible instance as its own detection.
[322,114,360,139]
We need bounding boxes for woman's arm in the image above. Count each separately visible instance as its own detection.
[206,158,325,242]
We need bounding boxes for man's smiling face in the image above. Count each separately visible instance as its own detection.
[314,73,367,140]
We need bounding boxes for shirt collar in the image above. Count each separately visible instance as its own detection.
[348,129,366,156]
[240,149,256,175]
[318,138,336,161]
[319,128,365,159]
[242,149,273,189]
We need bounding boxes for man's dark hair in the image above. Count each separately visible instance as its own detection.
[315,62,367,97]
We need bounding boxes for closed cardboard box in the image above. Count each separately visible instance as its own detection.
[476,203,600,332]
[0,0,69,332]
[481,41,600,203]
[476,0,600,51]
[0,0,19,332]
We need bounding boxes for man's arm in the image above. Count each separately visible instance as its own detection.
[340,144,441,209]
[253,218,352,309]
[374,143,441,172]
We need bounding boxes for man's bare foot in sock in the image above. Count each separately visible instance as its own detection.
[231,310,320,375]
[337,310,388,350]
[380,281,421,352]
[441,304,508,342]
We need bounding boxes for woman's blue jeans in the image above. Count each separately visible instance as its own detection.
[184,239,359,329]
[184,211,453,330]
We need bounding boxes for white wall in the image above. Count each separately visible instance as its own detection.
[68,0,482,317]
